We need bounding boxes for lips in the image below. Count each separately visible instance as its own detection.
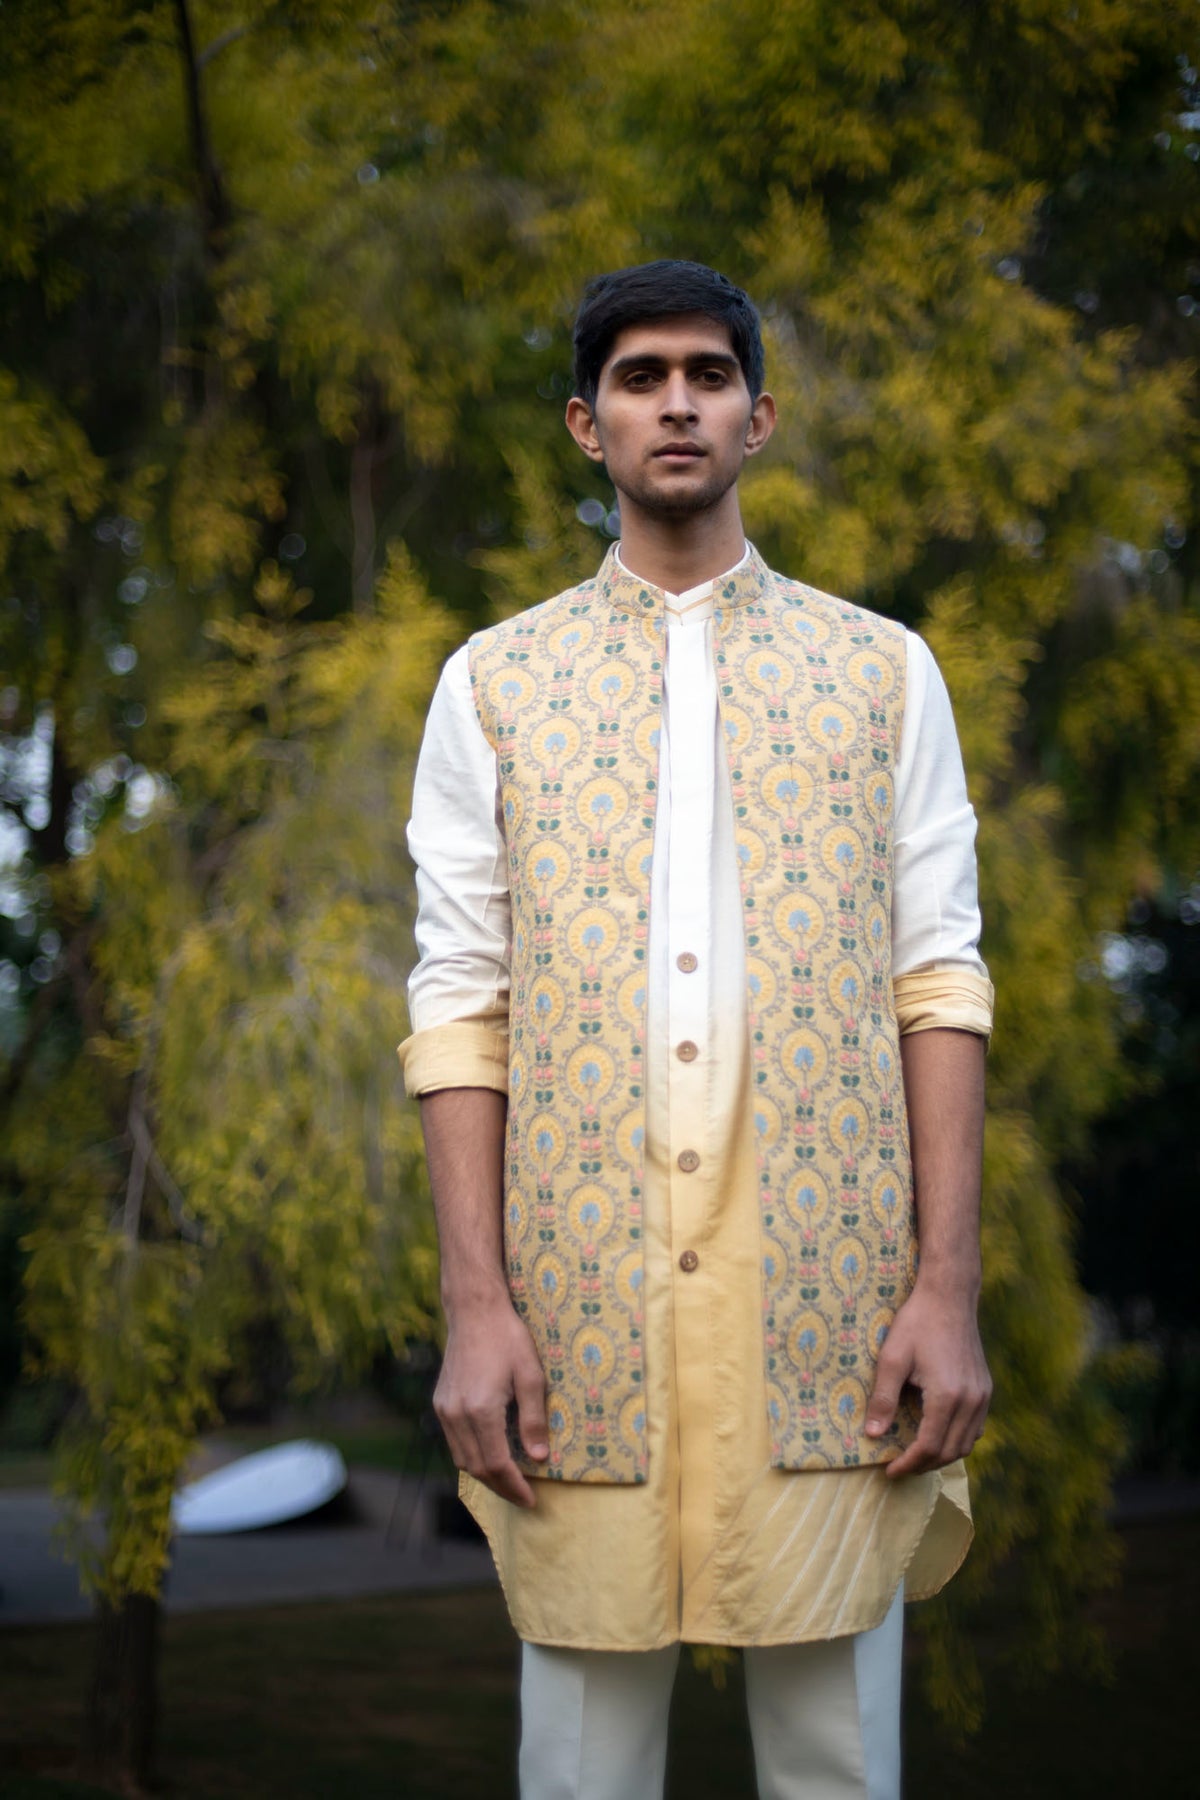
[654,443,705,459]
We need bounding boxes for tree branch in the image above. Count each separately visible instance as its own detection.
[350,427,378,615]
[0,967,63,1117]
[127,1093,208,1246]
[172,0,232,257]
[196,23,249,69]
[122,1071,149,1247]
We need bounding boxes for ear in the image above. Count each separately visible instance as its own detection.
[565,396,606,463]
[743,390,777,458]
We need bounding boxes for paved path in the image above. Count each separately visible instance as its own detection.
[0,1468,495,1627]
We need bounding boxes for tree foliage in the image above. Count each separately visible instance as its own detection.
[1,0,1197,1759]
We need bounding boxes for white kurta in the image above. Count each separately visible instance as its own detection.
[402,546,993,1650]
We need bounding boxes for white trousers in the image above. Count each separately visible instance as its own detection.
[518,1585,904,1800]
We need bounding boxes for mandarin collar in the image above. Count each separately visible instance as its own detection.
[595,542,771,617]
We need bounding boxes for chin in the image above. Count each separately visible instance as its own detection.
[631,473,737,518]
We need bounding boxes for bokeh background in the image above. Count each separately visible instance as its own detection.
[1,1,1197,1794]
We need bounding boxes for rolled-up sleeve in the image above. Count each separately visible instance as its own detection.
[891,632,994,1041]
[398,644,511,1096]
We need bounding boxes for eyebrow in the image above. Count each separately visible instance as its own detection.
[606,349,742,379]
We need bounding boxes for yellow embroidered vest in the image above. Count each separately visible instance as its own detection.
[469,546,919,1483]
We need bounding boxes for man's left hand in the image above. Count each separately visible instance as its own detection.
[864,1278,992,1478]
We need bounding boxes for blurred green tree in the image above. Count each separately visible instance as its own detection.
[0,0,1197,1783]
[0,0,470,1779]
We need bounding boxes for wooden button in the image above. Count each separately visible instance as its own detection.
[678,1249,699,1273]
[676,1040,699,1062]
[676,951,699,973]
[676,1148,700,1173]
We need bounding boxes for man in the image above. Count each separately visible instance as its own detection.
[399,260,993,1800]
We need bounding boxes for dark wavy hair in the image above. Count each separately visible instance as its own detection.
[572,260,765,406]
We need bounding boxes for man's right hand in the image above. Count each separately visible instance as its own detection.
[433,1296,550,1508]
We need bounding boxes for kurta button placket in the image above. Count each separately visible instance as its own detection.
[660,593,721,1616]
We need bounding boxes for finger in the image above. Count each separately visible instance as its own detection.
[972,1380,993,1436]
[435,1392,532,1506]
[970,1394,992,1450]
[953,1391,992,1462]
[930,1376,992,1465]
[884,1435,938,1478]
[433,1392,472,1477]
[473,1409,537,1509]
[934,1407,977,1468]
[883,1392,955,1478]
[865,1343,911,1440]
[513,1355,549,1462]
[963,1413,988,1459]
[480,1461,537,1509]
[889,1384,991,1475]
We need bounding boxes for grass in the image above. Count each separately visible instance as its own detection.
[0,1421,451,1493]
[213,1420,451,1480]
[0,1429,441,1494]
[0,1377,453,1492]
[0,1450,54,1490]
[0,1512,1194,1798]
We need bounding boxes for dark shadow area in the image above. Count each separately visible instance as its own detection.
[0,1508,1194,1799]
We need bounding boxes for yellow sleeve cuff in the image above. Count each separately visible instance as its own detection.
[893,965,994,1042]
[398,971,992,1092]
[397,1020,509,1098]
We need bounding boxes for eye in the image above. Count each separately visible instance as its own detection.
[697,367,729,386]
[624,369,657,389]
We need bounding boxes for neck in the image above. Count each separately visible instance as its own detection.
[614,490,747,594]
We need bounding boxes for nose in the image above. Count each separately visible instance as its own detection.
[659,371,698,423]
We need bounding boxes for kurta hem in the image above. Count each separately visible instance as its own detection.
[464,1461,973,1653]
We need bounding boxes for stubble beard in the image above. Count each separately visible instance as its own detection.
[615,458,739,522]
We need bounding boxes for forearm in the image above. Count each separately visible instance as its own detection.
[868,1025,990,1470]
[419,1084,548,1503]
[900,1026,985,1299]
[419,1086,509,1318]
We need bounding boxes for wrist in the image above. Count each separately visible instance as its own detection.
[441,1270,512,1321]
[912,1256,982,1306]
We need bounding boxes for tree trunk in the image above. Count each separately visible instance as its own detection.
[350,404,379,615]
[172,0,230,259]
[83,1592,160,1794]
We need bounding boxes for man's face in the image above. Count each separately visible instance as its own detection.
[565,313,775,520]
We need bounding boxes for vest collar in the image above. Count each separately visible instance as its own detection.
[595,541,772,616]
